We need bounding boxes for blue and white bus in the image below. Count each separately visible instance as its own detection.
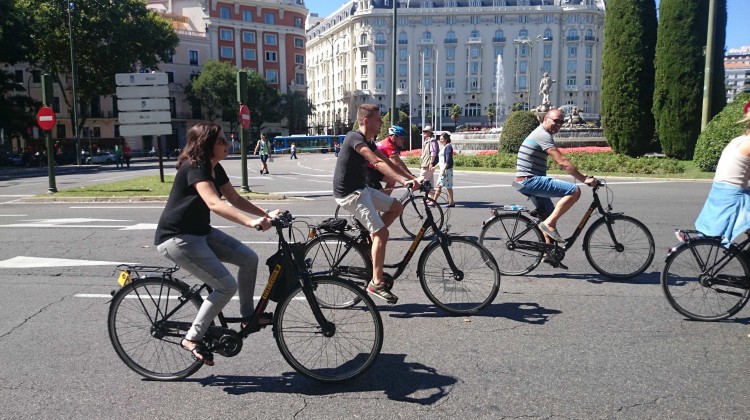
[272,135,345,154]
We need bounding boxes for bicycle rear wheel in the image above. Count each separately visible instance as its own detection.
[418,236,501,315]
[661,239,750,321]
[275,277,383,383]
[583,214,655,280]
[400,195,445,239]
[108,278,203,380]
[479,214,544,275]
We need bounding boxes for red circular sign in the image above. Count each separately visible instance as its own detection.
[36,106,56,131]
[239,104,251,130]
[743,100,750,115]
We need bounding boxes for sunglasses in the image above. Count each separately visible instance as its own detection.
[549,118,565,124]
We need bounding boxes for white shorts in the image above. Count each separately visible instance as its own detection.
[335,187,396,233]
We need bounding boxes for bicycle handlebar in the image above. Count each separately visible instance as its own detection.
[254,210,294,230]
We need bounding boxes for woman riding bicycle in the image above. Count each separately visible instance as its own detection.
[695,101,750,246]
[154,122,279,366]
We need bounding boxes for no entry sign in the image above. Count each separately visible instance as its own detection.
[36,106,56,131]
[239,104,251,130]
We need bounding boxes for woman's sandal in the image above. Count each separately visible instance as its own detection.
[181,338,215,366]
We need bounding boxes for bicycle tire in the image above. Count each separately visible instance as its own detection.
[400,195,445,239]
[661,238,750,321]
[303,232,371,308]
[583,214,655,280]
[418,236,501,315]
[108,277,204,380]
[479,214,544,275]
[274,276,384,383]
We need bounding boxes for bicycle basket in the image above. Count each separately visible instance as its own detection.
[317,217,348,233]
[265,242,306,302]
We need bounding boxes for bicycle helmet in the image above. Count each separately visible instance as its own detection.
[388,125,407,138]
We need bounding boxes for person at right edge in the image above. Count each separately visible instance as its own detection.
[695,101,750,247]
[333,104,420,304]
[513,109,597,244]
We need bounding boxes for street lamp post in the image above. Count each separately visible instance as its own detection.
[514,35,543,111]
[67,1,81,165]
[324,35,346,136]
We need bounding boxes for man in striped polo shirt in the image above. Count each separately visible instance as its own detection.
[513,109,598,243]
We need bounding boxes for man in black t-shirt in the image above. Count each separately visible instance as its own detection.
[333,104,420,304]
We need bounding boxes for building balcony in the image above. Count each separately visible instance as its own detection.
[375,40,387,45]
[373,88,386,95]
[467,37,483,44]
[564,85,578,91]
[443,87,456,94]
[492,37,506,43]
[418,39,434,45]
[566,36,580,42]
[444,38,458,44]
[397,88,408,95]
[398,40,408,45]
[583,85,597,91]
[584,36,597,42]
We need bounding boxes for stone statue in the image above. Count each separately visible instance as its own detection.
[538,72,552,107]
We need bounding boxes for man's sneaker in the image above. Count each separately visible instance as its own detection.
[367,280,398,304]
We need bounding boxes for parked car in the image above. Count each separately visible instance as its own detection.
[2,154,24,166]
[86,151,116,164]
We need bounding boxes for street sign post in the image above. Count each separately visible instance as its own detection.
[116,72,172,182]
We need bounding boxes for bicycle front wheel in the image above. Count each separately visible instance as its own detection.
[479,214,544,275]
[418,236,501,315]
[108,278,203,381]
[661,239,750,321]
[275,277,384,383]
[583,214,655,280]
[400,195,445,239]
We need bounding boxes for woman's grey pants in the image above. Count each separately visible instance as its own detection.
[157,228,259,341]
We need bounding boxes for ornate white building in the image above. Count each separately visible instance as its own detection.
[306,0,606,133]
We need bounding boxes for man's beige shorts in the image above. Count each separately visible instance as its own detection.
[335,187,396,233]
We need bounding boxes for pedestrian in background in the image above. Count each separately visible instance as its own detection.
[419,126,439,186]
[123,142,132,169]
[114,143,124,168]
[432,132,455,207]
[334,141,341,157]
[254,132,271,175]
[290,142,298,159]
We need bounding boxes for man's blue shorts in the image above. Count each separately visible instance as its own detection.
[515,176,578,218]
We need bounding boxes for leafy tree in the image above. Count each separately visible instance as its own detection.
[601,0,657,157]
[378,110,409,140]
[693,92,750,171]
[245,70,281,140]
[0,71,36,141]
[185,60,237,122]
[15,0,179,135]
[398,102,410,118]
[499,110,538,153]
[449,104,462,128]
[653,0,727,159]
[280,91,315,134]
[487,104,497,126]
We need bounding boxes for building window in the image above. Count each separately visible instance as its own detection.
[399,64,407,77]
[519,60,528,73]
[399,48,407,61]
[376,79,385,90]
[361,50,368,60]
[519,45,528,57]
[422,17,433,26]
[376,64,385,77]
[361,65,368,77]
[422,31,432,40]
[376,48,385,61]
[470,16,480,25]
[166,71,174,83]
[220,29,233,41]
[360,33,368,45]
[544,29,553,39]
[519,76,527,89]
[447,16,456,25]
[295,73,305,85]
[494,47,503,58]
[165,52,173,64]
[586,45,593,57]
[265,51,277,62]
[470,62,480,75]
[465,103,481,117]
[265,34,277,45]
[567,60,577,73]
[265,69,278,84]
[376,32,386,43]
[242,10,252,22]
[220,7,230,19]
[520,15,527,23]
[566,76,577,86]
[470,47,480,58]
[446,47,455,61]
[189,50,199,66]
[446,78,455,89]
[294,17,303,28]
[220,46,234,58]
[495,15,503,24]
[242,31,255,43]
[543,60,552,72]
[544,45,552,58]
[446,63,455,76]
[295,54,304,65]
[361,81,368,90]
[422,48,431,59]
[243,49,257,60]
[14,70,22,82]
[399,32,408,44]
[585,60,592,73]
[519,29,528,38]
[264,13,275,25]
[294,37,304,48]
[585,76,592,86]
[568,46,577,57]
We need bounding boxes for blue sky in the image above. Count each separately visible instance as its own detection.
[308,0,749,50]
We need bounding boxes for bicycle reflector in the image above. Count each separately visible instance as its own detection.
[675,231,688,243]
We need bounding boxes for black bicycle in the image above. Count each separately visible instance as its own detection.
[107,211,383,383]
[661,229,750,321]
[478,179,655,279]
[305,182,501,315]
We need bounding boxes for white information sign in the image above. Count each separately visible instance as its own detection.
[115,73,171,137]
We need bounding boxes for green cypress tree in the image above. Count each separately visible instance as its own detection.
[601,0,657,157]
[653,0,727,159]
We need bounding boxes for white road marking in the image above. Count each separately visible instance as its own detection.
[74,293,305,301]
[0,256,136,268]
[0,214,27,217]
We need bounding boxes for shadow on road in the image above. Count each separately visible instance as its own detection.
[530,270,661,285]
[379,301,561,324]
[192,354,457,405]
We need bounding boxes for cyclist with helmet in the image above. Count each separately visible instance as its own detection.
[366,125,416,194]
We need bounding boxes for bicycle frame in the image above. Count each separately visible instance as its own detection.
[669,230,750,291]
[492,184,616,255]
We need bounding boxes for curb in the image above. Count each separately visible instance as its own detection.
[20,193,292,203]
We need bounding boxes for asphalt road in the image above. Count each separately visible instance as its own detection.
[1,155,747,419]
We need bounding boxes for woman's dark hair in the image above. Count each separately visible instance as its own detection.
[440,133,451,143]
[176,122,223,169]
